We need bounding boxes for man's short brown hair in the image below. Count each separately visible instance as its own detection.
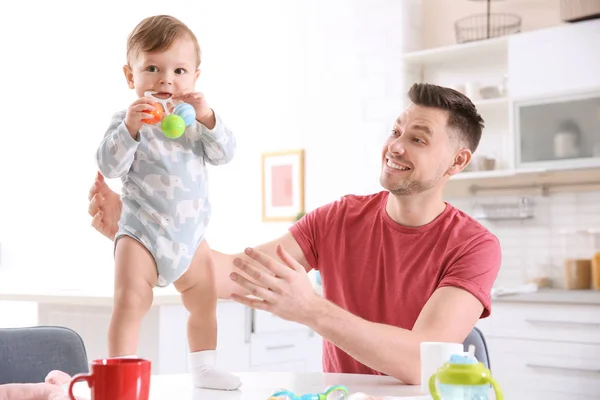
[126,15,201,68]
[408,83,484,152]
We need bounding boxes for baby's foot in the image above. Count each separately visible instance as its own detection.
[189,350,241,390]
[191,365,241,390]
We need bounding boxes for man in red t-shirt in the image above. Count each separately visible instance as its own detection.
[88,83,501,384]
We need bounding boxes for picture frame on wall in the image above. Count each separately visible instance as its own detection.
[261,149,305,222]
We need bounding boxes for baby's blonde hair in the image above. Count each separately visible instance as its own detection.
[126,15,201,68]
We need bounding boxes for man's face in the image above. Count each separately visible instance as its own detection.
[379,104,467,196]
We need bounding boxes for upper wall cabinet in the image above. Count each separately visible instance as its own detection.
[508,19,600,99]
[515,89,600,170]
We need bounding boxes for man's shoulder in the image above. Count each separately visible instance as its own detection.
[445,204,500,246]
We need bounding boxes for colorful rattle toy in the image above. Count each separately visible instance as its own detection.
[141,91,196,139]
[269,385,349,400]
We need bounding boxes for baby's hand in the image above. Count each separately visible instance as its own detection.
[172,91,215,129]
[125,97,157,138]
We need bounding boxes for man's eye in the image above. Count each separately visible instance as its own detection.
[147,66,158,72]
[175,68,186,75]
[390,130,399,136]
[413,137,425,144]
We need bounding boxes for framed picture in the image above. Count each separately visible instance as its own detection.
[261,149,305,222]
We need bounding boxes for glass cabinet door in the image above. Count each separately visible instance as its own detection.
[515,90,600,169]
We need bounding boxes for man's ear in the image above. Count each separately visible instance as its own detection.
[446,148,472,176]
[123,65,134,89]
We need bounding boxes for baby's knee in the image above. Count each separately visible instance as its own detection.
[113,284,153,311]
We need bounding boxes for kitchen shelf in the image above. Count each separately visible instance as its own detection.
[444,165,600,198]
[452,169,519,181]
[403,36,508,67]
[473,97,509,111]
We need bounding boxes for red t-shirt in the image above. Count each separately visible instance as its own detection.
[289,191,501,375]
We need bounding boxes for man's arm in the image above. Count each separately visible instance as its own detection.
[307,286,483,384]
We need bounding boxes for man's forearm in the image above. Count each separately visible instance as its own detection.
[307,297,427,384]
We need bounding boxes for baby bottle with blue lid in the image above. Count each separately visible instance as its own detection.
[428,351,503,400]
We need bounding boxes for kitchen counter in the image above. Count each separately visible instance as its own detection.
[0,286,234,306]
[493,288,600,305]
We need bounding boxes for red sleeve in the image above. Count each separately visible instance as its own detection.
[437,232,501,318]
[289,199,340,271]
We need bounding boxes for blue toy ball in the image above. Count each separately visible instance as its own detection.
[173,103,196,127]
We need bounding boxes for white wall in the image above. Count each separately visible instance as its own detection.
[0,0,419,290]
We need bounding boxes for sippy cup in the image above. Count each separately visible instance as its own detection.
[428,353,503,400]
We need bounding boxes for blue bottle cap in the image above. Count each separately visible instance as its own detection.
[449,354,477,365]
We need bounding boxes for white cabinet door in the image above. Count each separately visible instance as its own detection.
[215,301,251,372]
[508,19,600,99]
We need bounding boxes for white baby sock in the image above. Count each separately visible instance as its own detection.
[188,350,241,390]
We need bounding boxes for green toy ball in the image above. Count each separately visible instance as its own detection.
[161,114,186,139]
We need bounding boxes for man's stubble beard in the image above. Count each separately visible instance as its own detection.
[379,166,446,196]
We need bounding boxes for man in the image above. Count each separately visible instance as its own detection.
[88,83,501,385]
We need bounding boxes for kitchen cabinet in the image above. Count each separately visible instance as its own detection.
[514,89,600,170]
[477,291,600,399]
[507,19,600,100]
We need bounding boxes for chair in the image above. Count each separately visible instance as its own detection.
[463,326,491,370]
[0,326,89,384]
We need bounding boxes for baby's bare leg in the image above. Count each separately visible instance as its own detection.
[174,239,240,390]
[108,236,157,357]
[174,239,217,351]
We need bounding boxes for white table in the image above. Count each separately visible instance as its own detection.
[71,372,429,399]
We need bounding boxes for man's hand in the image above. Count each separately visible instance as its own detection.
[87,172,122,240]
[172,91,215,129]
[229,245,321,325]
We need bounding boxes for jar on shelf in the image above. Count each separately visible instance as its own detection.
[559,229,600,290]
[592,239,600,291]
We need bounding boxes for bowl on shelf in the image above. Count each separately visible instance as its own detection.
[479,85,502,99]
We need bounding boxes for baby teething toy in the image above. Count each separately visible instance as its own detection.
[142,91,196,139]
[269,385,349,400]
[141,101,163,124]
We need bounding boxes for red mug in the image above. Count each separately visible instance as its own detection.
[68,358,151,400]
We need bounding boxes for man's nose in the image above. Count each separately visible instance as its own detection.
[388,136,406,155]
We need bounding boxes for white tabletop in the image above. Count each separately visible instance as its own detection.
[71,372,429,399]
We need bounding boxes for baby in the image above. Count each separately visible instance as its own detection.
[95,15,240,390]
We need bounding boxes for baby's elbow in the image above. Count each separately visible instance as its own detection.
[207,148,235,166]
[219,150,235,165]
[96,161,122,179]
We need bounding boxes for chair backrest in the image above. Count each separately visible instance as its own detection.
[463,326,491,370]
[0,326,89,384]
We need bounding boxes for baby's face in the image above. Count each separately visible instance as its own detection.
[124,36,199,100]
